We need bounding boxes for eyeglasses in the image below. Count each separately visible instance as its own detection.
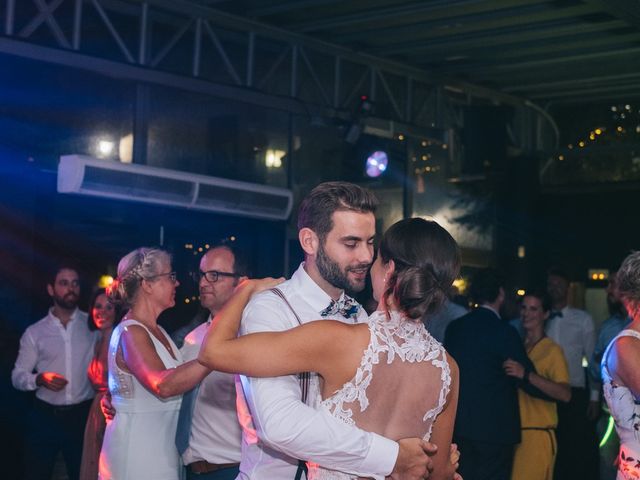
[147,271,177,283]
[192,270,239,283]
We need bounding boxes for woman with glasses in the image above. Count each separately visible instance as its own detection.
[99,247,210,480]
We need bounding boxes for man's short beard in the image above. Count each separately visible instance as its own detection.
[316,241,369,293]
[53,293,78,310]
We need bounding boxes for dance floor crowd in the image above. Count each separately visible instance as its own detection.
[11,182,638,480]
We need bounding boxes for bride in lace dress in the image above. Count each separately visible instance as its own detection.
[199,218,460,480]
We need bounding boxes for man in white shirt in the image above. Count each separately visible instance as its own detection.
[177,244,249,480]
[12,265,97,480]
[237,182,438,480]
[546,268,599,480]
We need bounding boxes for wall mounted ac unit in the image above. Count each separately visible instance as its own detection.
[57,155,293,221]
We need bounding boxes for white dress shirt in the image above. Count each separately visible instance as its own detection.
[545,305,597,399]
[236,263,398,480]
[180,316,242,465]
[12,308,96,405]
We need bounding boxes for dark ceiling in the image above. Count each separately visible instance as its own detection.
[202,0,640,106]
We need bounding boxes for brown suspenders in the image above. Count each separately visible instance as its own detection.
[269,287,310,479]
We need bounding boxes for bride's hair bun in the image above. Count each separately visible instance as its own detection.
[392,265,448,320]
[380,218,460,321]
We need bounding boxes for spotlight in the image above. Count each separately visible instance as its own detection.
[365,151,388,178]
[96,139,115,158]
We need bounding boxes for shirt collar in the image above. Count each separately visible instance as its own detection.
[48,307,82,325]
[290,262,337,315]
[479,304,501,319]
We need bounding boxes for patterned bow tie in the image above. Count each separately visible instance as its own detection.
[549,310,563,319]
[320,295,360,319]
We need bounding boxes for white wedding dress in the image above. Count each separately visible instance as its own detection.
[308,310,452,480]
[99,319,183,480]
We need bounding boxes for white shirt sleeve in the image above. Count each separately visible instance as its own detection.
[240,298,399,478]
[11,328,39,391]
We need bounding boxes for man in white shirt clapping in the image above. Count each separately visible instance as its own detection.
[12,265,97,480]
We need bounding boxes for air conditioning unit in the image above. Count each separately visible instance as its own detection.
[57,155,293,221]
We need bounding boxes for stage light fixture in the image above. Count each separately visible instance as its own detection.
[365,151,388,178]
[97,139,115,157]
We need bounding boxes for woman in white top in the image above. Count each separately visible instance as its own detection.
[601,251,640,480]
[199,218,460,480]
[99,248,209,480]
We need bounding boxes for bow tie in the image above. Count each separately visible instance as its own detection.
[549,310,563,319]
[320,295,360,319]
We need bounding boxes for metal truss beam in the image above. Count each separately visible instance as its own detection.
[1,0,553,148]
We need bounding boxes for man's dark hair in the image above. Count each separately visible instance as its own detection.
[297,182,378,242]
[212,241,251,277]
[45,262,80,287]
[469,267,505,305]
[547,267,570,282]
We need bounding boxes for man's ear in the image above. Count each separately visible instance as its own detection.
[299,227,320,256]
[498,286,506,303]
[46,284,54,297]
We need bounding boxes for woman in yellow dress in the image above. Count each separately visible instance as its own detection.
[503,290,571,480]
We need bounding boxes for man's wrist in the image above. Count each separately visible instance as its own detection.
[367,434,398,476]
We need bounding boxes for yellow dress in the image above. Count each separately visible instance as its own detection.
[511,337,570,480]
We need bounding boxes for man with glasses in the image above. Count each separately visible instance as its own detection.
[175,243,249,479]
[12,264,97,480]
[172,244,247,348]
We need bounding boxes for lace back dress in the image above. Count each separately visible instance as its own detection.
[602,329,640,480]
[309,310,452,480]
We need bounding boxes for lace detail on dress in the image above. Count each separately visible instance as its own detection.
[322,311,451,430]
[312,311,452,479]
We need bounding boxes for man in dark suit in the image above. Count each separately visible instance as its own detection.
[444,268,544,480]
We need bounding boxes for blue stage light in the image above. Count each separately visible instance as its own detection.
[366,151,388,178]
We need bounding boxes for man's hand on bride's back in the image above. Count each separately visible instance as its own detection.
[390,438,436,480]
